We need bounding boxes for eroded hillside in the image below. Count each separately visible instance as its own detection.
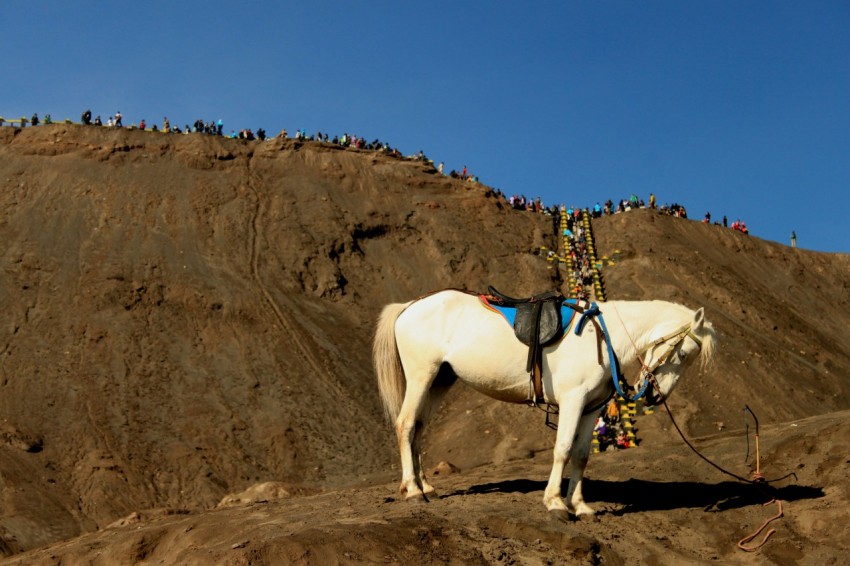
[0,124,558,551]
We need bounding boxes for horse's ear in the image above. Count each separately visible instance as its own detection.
[692,307,705,331]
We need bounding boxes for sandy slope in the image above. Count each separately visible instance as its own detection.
[1,124,848,563]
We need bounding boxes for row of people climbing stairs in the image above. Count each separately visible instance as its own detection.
[542,206,641,449]
[542,206,606,301]
[592,398,655,452]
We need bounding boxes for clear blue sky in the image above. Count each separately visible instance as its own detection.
[2,2,848,253]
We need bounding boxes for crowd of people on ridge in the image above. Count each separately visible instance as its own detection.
[8,109,762,241]
[10,107,496,191]
[502,189,753,242]
[9,108,456,172]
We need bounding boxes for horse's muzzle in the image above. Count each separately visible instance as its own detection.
[639,372,663,406]
[645,387,663,407]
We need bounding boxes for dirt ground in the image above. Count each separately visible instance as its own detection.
[4,410,848,565]
[1,125,848,564]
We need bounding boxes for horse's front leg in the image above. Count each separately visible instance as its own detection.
[543,394,585,517]
[564,412,599,517]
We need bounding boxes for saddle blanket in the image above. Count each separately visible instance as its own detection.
[479,295,578,336]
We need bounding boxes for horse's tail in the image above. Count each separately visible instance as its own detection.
[373,301,412,423]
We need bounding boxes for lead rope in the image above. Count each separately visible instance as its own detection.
[737,500,784,552]
[656,388,796,552]
[736,406,784,552]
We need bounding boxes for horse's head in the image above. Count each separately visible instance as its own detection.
[637,307,716,406]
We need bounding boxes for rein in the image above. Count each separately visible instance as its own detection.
[606,303,705,404]
[591,304,700,403]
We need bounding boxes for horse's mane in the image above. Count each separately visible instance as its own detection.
[696,319,717,373]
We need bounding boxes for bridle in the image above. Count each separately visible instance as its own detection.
[638,323,703,404]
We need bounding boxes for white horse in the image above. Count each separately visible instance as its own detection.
[374,289,716,517]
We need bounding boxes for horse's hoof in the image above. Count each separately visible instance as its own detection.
[577,513,598,522]
[404,493,429,504]
[422,486,439,499]
[549,509,571,523]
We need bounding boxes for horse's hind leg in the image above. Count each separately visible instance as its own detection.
[411,419,433,496]
[395,370,435,501]
[412,372,454,497]
[396,394,426,500]
[396,364,453,501]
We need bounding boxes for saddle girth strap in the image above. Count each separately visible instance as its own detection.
[527,300,546,405]
[532,357,545,405]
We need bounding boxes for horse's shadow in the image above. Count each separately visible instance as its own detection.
[445,477,822,514]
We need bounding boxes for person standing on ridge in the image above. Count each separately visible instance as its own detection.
[791,231,797,248]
